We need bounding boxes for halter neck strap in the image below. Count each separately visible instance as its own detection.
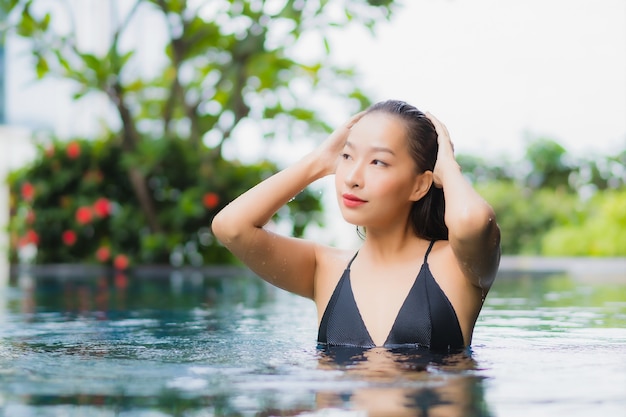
[423,240,436,263]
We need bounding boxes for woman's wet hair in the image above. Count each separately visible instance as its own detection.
[364,99,449,241]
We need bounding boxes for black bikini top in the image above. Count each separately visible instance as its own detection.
[317,240,465,352]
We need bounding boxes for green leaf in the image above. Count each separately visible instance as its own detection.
[119,50,135,68]
[17,4,36,37]
[40,11,50,31]
[1,0,22,14]
[53,49,71,73]
[35,55,49,78]
[80,52,104,75]
[323,36,330,54]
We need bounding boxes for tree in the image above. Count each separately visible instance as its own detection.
[2,0,395,265]
[542,190,626,256]
[466,136,626,256]
[523,138,573,190]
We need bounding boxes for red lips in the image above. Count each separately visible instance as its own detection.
[342,193,367,208]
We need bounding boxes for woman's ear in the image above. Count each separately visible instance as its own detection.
[410,170,433,202]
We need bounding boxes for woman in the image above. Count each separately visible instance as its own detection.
[212,100,501,352]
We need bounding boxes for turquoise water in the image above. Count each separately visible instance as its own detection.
[0,270,625,416]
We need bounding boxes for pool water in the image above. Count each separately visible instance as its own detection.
[0,269,625,416]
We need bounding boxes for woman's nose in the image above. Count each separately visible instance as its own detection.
[344,162,364,188]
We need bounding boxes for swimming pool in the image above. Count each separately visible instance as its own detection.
[0,267,625,416]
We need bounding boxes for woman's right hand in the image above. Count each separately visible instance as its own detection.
[212,111,366,300]
[313,111,366,176]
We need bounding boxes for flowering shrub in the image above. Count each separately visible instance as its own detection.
[7,137,323,266]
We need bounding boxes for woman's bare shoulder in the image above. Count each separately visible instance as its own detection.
[427,240,464,280]
[313,245,356,305]
[315,244,356,268]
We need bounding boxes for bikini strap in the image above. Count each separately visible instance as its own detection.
[346,252,359,271]
[423,240,436,263]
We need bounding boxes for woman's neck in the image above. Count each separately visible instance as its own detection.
[358,223,427,264]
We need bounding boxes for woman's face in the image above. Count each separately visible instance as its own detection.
[334,112,431,230]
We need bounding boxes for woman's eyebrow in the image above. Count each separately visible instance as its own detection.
[371,146,395,156]
[345,141,396,156]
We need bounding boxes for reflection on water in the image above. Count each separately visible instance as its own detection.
[0,270,624,416]
[317,346,491,417]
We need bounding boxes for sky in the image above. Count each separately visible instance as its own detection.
[327,0,626,160]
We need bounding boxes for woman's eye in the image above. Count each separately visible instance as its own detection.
[372,159,388,167]
[340,153,351,160]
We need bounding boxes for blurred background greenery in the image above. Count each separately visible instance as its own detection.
[2,0,624,267]
[460,142,626,256]
[2,0,390,266]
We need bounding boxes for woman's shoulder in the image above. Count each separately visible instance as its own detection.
[314,244,356,270]
[312,245,356,309]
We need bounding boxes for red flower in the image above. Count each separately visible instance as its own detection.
[93,198,111,218]
[96,246,110,262]
[28,230,39,245]
[113,254,129,270]
[62,230,77,246]
[75,206,93,225]
[19,229,40,247]
[21,182,35,201]
[203,192,220,209]
[66,141,81,159]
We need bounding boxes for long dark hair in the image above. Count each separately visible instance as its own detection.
[364,100,448,240]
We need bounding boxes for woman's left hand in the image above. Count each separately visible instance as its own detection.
[426,112,459,188]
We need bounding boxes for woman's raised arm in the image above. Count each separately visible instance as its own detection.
[211,113,365,299]
[427,112,501,291]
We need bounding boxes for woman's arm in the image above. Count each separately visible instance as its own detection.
[427,113,501,291]
[211,113,364,299]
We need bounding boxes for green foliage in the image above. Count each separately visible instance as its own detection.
[7,137,322,266]
[466,136,626,256]
[1,0,393,146]
[2,0,394,265]
[523,138,572,189]
[541,190,626,256]
[476,181,582,255]
[456,154,512,184]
